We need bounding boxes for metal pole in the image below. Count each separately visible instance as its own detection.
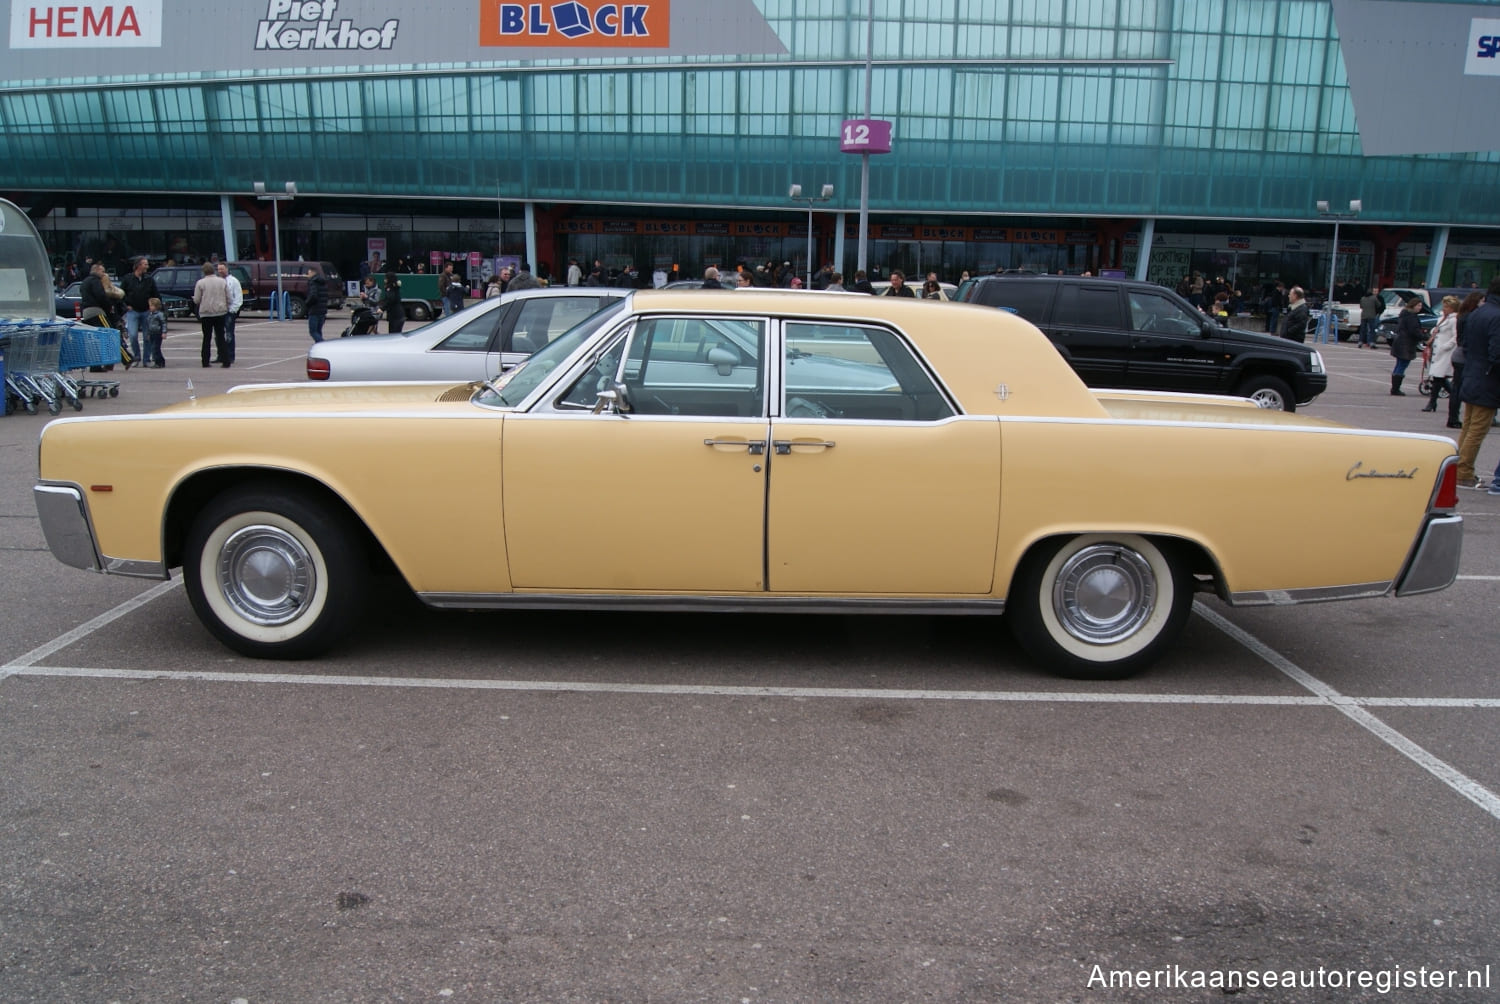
[1326,218,1339,341]
[272,203,284,321]
[806,203,814,287]
[856,0,873,275]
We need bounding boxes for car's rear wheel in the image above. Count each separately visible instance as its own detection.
[287,294,308,319]
[184,488,366,659]
[407,301,431,321]
[1008,534,1192,680]
[1236,374,1296,411]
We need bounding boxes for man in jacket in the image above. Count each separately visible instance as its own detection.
[1455,276,1500,489]
[1358,287,1383,348]
[1276,286,1310,342]
[119,257,158,365]
[216,263,242,365]
[507,262,542,292]
[304,268,329,343]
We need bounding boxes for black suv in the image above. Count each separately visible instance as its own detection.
[959,275,1327,411]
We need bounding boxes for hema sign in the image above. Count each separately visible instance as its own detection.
[1331,0,1500,155]
[2,0,781,82]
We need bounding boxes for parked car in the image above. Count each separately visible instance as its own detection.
[959,274,1326,410]
[51,280,187,320]
[228,260,345,317]
[148,264,253,314]
[34,290,1461,680]
[1333,287,1429,337]
[305,287,626,381]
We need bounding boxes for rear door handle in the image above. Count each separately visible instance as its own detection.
[772,440,836,454]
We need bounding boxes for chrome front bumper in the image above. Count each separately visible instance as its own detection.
[1395,514,1463,597]
[33,482,167,579]
[34,483,101,572]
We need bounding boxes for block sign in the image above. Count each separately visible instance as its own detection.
[841,119,892,154]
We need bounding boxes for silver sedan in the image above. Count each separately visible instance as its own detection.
[305,287,625,382]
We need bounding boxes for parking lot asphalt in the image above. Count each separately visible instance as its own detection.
[2,316,1497,1002]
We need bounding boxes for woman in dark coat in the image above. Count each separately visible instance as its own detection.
[1388,298,1425,396]
[379,270,406,334]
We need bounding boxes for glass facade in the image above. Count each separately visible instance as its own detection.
[3,0,1497,289]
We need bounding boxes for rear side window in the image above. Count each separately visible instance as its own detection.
[975,280,1053,323]
[1054,284,1123,328]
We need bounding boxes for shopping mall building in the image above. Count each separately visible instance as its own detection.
[2,0,1498,294]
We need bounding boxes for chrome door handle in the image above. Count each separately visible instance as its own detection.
[704,438,767,455]
[772,440,836,454]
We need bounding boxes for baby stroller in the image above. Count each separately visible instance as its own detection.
[1417,337,1444,399]
[342,305,381,337]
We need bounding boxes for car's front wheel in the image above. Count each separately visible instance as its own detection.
[1008,534,1193,680]
[184,488,366,659]
[1236,374,1296,411]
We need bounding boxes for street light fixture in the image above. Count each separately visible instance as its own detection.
[254,181,297,320]
[1315,198,1361,341]
[789,183,834,287]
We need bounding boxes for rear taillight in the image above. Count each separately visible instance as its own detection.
[1433,457,1458,510]
[306,357,330,381]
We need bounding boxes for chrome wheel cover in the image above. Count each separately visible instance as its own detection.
[1051,544,1157,644]
[216,524,318,626]
[1249,388,1283,409]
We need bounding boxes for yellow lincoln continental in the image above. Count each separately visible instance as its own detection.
[34,290,1463,679]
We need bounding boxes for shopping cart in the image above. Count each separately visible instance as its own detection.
[2,322,74,414]
[58,323,122,399]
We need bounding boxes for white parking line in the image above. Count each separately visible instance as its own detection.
[4,585,1500,823]
[1194,602,1500,821]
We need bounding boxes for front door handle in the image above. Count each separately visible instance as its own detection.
[704,438,767,455]
[772,439,836,455]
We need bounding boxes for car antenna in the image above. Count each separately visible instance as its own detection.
[186,379,195,401]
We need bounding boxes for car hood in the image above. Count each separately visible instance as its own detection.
[152,381,476,414]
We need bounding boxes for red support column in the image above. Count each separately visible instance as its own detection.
[1368,226,1409,288]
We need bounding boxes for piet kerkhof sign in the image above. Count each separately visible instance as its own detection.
[255,0,399,51]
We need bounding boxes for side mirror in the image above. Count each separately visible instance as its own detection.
[592,381,632,415]
[706,344,739,376]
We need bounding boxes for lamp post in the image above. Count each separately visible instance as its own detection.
[254,181,297,320]
[1315,198,1361,342]
[789,183,833,286]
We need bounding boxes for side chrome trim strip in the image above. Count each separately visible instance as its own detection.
[101,556,171,580]
[1229,582,1393,606]
[418,593,1006,615]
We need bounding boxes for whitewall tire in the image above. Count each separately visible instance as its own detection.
[1008,534,1192,680]
[184,489,365,659]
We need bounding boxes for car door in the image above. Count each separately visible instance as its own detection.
[765,321,1000,595]
[500,314,770,592]
[1046,282,1133,387]
[1124,287,1229,392]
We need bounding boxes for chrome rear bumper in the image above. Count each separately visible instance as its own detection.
[1395,514,1463,597]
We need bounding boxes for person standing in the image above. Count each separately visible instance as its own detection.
[192,262,230,367]
[379,269,406,334]
[304,267,329,343]
[1358,287,1383,348]
[852,269,875,294]
[507,262,542,291]
[1388,297,1424,396]
[1422,296,1460,412]
[119,257,158,366]
[1454,277,1500,489]
[441,263,466,316]
[217,263,242,365]
[882,270,916,297]
[1447,292,1483,430]
[700,266,725,289]
[1276,286,1310,341]
[143,297,168,368]
[566,258,583,286]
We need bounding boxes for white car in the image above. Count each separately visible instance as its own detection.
[306,287,625,381]
[870,280,958,300]
[1335,287,1428,335]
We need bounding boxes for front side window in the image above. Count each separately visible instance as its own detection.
[618,316,766,416]
[782,323,954,421]
[1128,290,1203,336]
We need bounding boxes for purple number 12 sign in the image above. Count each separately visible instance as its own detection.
[840,119,893,154]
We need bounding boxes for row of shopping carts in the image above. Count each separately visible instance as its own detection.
[1,320,121,416]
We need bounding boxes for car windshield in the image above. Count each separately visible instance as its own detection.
[475,299,631,408]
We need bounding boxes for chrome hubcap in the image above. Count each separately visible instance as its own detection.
[1052,545,1156,644]
[1250,390,1282,409]
[217,524,316,626]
